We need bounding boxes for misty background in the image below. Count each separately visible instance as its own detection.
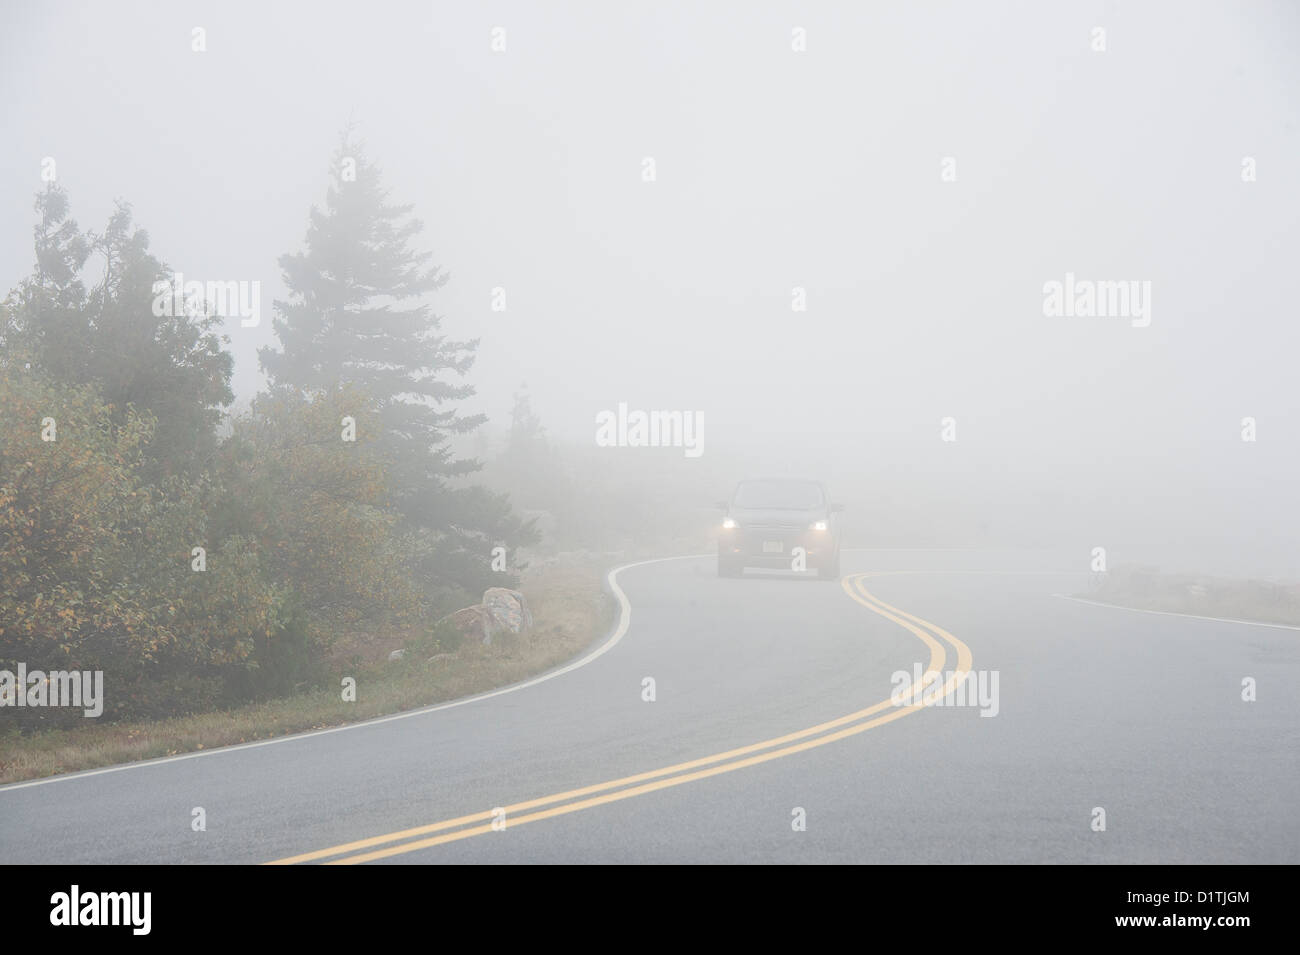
[3,0,1298,577]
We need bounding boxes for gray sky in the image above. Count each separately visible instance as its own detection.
[3,1,1298,575]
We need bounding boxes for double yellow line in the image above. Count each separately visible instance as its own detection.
[266,572,972,864]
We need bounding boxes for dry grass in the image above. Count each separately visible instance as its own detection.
[0,559,614,786]
[1084,567,1300,627]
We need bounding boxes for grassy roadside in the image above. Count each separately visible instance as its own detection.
[0,557,615,786]
[1082,567,1300,627]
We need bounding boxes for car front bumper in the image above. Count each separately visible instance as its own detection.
[718,526,837,566]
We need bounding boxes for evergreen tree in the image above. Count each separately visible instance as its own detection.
[507,384,546,464]
[260,130,533,592]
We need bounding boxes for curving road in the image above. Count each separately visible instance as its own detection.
[2,549,1297,864]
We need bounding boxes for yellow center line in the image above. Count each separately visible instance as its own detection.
[267,572,971,864]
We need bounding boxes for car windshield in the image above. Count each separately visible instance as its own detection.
[733,480,824,510]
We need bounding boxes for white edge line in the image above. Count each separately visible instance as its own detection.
[1054,593,1300,631]
[0,554,710,794]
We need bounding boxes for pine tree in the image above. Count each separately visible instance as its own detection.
[507,384,547,465]
[500,383,563,519]
[260,130,533,592]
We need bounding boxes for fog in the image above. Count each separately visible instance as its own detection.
[4,0,1298,577]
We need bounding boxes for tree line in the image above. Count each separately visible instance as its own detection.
[0,129,534,724]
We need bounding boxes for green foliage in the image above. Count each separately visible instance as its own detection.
[0,369,281,725]
[213,384,421,651]
[222,612,317,703]
[1,144,544,727]
[422,616,465,657]
[1,185,234,480]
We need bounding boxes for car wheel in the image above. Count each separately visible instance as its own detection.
[718,558,742,578]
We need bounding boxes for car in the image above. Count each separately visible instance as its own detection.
[716,478,843,579]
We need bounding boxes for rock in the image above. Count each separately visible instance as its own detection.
[388,648,406,661]
[482,587,532,636]
[442,605,496,644]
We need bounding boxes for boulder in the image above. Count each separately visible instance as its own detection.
[424,588,534,649]
[482,587,532,637]
[442,605,496,645]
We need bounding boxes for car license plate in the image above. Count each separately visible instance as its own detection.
[762,540,783,554]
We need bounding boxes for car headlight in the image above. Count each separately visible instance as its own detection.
[810,520,828,531]
[722,517,737,529]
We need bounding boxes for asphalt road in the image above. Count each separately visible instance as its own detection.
[2,549,1297,864]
